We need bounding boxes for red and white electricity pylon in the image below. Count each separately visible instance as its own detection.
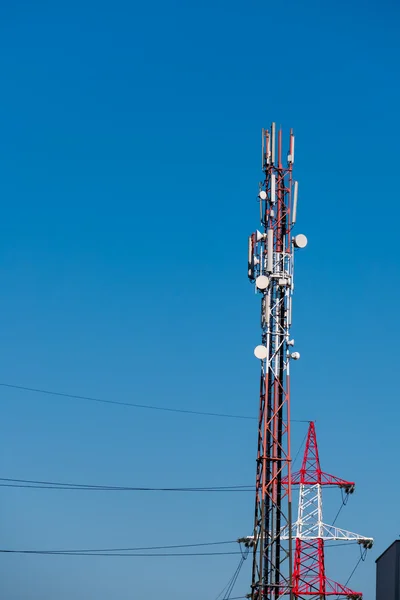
[283,422,373,598]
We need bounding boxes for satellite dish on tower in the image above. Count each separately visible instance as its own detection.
[293,234,308,249]
[256,275,269,291]
[254,345,268,360]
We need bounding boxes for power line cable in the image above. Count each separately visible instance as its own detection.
[334,546,368,599]
[331,502,345,526]
[214,545,249,600]
[0,477,253,492]
[0,382,310,422]
[224,554,248,599]
[0,383,253,420]
[0,549,241,557]
[342,554,363,585]
[332,487,351,526]
[0,431,311,495]
[292,428,309,468]
[5,540,237,554]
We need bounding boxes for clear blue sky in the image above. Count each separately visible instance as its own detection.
[0,0,398,598]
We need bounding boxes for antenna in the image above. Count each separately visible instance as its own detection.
[261,128,265,169]
[288,130,295,164]
[292,181,298,224]
[271,173,276,205]
[270,122,276,165]
[246,125,307,599]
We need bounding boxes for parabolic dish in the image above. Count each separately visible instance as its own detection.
[293,234,308,249]
[256,275,269,291]
[254,345,268,360]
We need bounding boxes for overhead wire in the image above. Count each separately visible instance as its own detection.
[332,487,351,526]
[0,383,253,420]
[334,546,367,599]
[0,540,237,554]
[0,549,241,557]
[0,382,309,422]
[0,477,253,493]
[343,552,364,585]
[292,428,309,469]
[214,544,249,600]
[0,540,245,558]
[0,423,310,496]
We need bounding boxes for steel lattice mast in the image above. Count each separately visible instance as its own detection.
[282,422,373,598]
[246,124,307,599]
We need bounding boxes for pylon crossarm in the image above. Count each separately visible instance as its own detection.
[289,470,355,489]
[282,522,373,546]
[319,524,373,546]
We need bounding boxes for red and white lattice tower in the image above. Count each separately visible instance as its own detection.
[283,422,373,599]
[245,124,308,599]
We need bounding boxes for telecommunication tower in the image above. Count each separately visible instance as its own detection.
[245,124,307,599]
[283,421,373,598]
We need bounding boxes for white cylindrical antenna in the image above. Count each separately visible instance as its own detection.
[261,128,265,169]
[271,173,276,204]
[288,132,295,165]
[292,181,298,224]
[261,294,270,326]
[267,228,274,272]
[248,236,254,279]
[271,123,276,165]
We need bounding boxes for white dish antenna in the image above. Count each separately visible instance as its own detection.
[256,275,269,291]
[293,234,308,249]
[259,190,267,200]
[254,345,268,360]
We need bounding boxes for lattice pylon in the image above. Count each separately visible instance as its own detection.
[282,422,373,599]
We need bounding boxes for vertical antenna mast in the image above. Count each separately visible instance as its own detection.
[247,124,307,599]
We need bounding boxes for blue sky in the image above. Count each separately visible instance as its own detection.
[0,0,399,598]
